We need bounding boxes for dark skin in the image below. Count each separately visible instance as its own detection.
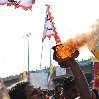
[52,46,92,99]
[64,84,78,99]
[53,85,61,99]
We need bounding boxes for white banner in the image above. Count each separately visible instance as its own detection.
[56,66,66,76]
[30,72,48,89]
[0,0,33,7]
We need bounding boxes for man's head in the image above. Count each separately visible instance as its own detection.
[62,76,78,99]
[8,81,30,99]
[8,81,43,99]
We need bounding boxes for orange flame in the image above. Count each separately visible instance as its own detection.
[55,19,99,59]
[55,34,89,59]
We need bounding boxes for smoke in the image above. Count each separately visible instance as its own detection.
[55,19,99,59]
[64,18,99,51]
[70,18,99,50]
[87,19,99,51]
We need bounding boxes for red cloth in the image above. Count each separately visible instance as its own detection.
[46,96,50,99]
[94,62,99,89]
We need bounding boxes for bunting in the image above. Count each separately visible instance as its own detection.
[42,5,61,44]
[0,0,35,10]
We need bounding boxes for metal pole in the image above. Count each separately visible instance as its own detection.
[27,37,29,81]
[26,33,31,82]
[40,42,43,71]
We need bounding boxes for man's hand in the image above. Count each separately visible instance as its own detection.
[52,45,79,68]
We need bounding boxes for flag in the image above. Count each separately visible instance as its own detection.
[19,71,27,81]
[91,57,99,90]
[0,0,35,10]
[42,5,61,44]
[23,71,27,81]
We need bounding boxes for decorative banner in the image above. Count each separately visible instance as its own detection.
[42,5,61,44]
[91,57,99,90]
[23,71,27,81]
[0,0,35,10]
[93,62,99,90]
[30,73,48,89]
[56,66,66,76]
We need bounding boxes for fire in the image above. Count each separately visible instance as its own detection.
[55,36,88,59]
[55,19,99,59]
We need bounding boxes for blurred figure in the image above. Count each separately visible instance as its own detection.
[52,47,92,99]
[62,76,79,99]
[0,77,10,99]
[9,81,29,99]
[53,84,61,99]
[48,90,54,99]
[8,81,43,99]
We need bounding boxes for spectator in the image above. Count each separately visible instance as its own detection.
[8,81,42,99]
[62,76,79,99]
[9,81,28,99]
[0,77,10,99]
[53,84,61,99]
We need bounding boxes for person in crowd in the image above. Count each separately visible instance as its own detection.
[42,90,48,99]
[30,87,43,99]
[46,92,50,99]
[48,90,54,99]
[8,81,43,99]
[52,46,93,99]
[52,84,61,99]
[62,76,79,99]
[0,77,10,99]
[8,81,27,99]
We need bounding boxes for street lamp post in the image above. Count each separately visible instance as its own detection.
[26,33,31,82]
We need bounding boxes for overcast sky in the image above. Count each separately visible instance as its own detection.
[0,0,99,77]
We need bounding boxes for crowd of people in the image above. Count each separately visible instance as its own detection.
[7,75,99,99]
[1,77,98,99]
[0,49,99,99]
